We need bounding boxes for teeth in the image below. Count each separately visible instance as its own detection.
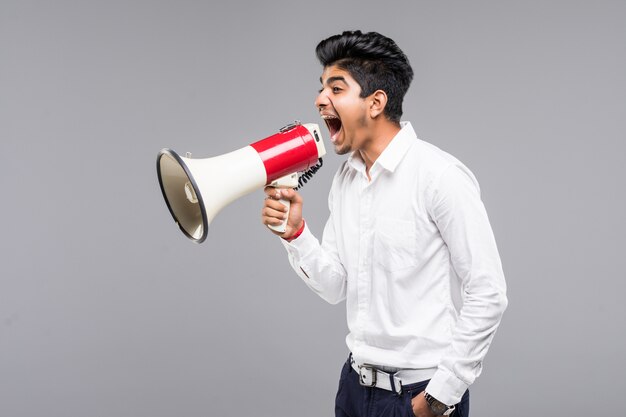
[320,114,341,144]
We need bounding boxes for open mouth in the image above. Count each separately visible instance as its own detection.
[322,115,342,143]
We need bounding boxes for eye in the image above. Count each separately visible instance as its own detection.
[318,85,343,94]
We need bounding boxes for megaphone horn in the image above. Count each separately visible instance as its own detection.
[157,121,326,243]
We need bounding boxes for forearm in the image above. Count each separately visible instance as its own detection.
[427,276,508,404]
[281,222,347,304]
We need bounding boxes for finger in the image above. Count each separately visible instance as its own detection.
[262,214,287,227]
[264,187,282,199]
[264,199,288,212]
[280,188,301,203]
[262,206,288,220]
[278,188,292,199]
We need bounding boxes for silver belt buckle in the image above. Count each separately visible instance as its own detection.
[358,365,377,387]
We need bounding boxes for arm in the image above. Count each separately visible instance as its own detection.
[425,164,508,406]
[262,187,347,304]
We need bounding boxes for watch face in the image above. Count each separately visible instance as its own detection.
[431,402,448,415]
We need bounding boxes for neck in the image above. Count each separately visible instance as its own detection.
[359,120,401,173]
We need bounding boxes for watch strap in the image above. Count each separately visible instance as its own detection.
[424,392,455,416]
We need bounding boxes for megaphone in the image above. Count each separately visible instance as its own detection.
[157,121,326,243]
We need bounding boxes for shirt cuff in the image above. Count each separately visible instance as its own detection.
[425,367,470,406]
[283,220,306,242]
[280,222,317,256]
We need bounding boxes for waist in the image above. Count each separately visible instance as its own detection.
[349,354,437,385]
[346,335,447,372]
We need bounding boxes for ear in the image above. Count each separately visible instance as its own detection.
[368,90,388,119]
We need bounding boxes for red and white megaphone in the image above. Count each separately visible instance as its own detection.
[157,121,326,243]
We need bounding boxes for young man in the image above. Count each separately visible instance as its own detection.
[261,31,507,417]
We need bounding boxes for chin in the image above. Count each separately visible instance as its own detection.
[333,142,351,155]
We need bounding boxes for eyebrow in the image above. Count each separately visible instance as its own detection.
[320,75,348,85]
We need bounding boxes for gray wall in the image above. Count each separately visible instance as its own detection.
[1,1,624,416]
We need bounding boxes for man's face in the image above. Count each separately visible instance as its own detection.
[315,65,370,155]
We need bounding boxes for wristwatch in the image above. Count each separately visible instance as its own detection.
[424,392,455,416]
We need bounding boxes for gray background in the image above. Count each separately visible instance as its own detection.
[1,1,624,416]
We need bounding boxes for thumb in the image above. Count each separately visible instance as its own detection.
[278,188,302,204]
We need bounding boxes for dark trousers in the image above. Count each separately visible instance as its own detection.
[335,358,470,417]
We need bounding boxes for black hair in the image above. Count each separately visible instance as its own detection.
[315,30,414,122]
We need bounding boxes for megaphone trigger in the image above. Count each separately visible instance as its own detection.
[268,172,300,189]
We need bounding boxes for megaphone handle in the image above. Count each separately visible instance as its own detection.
[267,197,290,233]
[267,172,299,234]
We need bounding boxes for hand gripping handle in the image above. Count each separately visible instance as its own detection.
[266,172,298,233]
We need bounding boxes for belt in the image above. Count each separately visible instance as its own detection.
[350,357,403,394]
[349,355,437,395]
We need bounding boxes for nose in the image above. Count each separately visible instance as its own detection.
[315,89,329,110]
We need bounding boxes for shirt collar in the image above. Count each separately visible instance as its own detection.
[347,121,417,174]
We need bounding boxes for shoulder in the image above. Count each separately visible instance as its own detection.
[414,139,462,172]
[413,139,481,198]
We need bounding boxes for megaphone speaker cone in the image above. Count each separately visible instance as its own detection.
[157,149,208,243]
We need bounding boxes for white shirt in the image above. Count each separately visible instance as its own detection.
[281,121,507,405]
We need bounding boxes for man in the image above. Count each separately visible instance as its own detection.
[261,30,507,417]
